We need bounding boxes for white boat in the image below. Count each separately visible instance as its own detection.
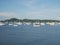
[33,22,40,27]
[8,24,13,25]
[46,22,50,24]
[0,22,5,26]
[57,22,60,25]
[46,22,55,26]
[13,24,18,27]
[40,23,45,25]
[25,22,31,25]
[16,22,22,25]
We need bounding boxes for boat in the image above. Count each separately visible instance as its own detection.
[0,22,5,26]
[46,22,55,26]
[33,22,40,27]
[24,22,31,25]
[40,23,45,25]
[56,22,60,25]
[16,22,22,25]
[13,24,18,27]
[8,23,13,25]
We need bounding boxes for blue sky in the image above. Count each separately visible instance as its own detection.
[0,0,60,20]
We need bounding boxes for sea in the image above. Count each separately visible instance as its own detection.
[0,24,60,45]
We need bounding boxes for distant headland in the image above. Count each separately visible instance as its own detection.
[0,18,60,23]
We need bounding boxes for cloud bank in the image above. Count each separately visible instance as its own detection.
[0,8,60,20]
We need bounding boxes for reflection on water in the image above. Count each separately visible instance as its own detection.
[0,24,60,45]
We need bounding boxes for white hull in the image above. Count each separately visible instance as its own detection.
[40,23,45,25]
[0,23,5,26]
[57,22,60,25]
[8,24,13,25]
[46,22,55,26]
[16,22,22,25]
[13,25,18,27]
[33,24,40,27]
[33,22,40,27]
[25,22,31,25]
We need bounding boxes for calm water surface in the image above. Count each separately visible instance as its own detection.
[0,24,60,45]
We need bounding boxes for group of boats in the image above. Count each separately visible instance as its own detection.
[0,22,60,27]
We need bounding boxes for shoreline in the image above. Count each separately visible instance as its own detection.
[0,18,60,23]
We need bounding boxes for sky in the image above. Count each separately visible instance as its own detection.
[0,0,60,20]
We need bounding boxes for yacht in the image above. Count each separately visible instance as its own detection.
[13,24,18,27]
[57,22,60,25]
[33,22,40,27]
[46,22,55,26]
[40,22,45,25]
[8,23,13,25]
[24,22,31,25]
[0,22,5,26]
[16,22,22,25]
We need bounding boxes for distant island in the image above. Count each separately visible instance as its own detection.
[0,18,60,23]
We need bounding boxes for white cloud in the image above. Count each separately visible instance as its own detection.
[0,12,16,17]
[0,12,16,20]
[0,8,60,20]
[25,8,60,19]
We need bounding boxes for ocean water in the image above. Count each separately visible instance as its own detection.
[0,24,60,45]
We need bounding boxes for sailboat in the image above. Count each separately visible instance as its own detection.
[0,22,5,26]
[33,22,40,27]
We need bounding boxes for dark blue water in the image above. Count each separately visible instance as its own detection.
[0,24,60,45]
